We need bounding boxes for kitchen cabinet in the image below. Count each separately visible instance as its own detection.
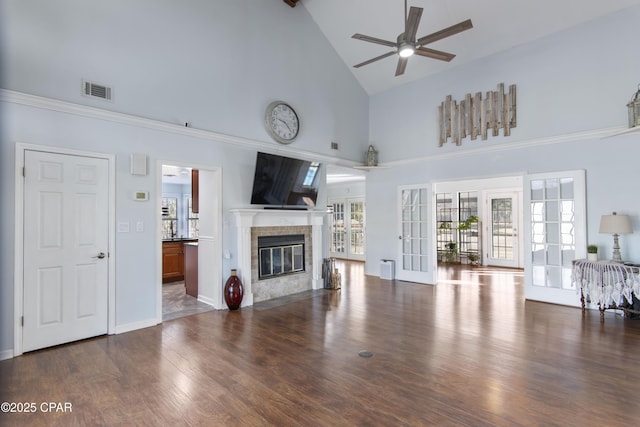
[162,241,185,283]
[162,239,197,283]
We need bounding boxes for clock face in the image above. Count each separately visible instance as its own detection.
[265,101,299,144]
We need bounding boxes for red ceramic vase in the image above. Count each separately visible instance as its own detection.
[224,269,244,310]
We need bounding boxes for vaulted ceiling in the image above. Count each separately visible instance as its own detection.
[291,0,640,95]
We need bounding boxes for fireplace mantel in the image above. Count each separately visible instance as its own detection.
[231,209,329,306]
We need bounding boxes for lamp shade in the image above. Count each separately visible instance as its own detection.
[599,213,633,234]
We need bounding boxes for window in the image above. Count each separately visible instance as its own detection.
[162,197,177,239]
[187,196,199,238]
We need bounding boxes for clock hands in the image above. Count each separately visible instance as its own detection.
[277,118,292,133]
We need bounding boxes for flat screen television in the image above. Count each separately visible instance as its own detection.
[250,152,321,208]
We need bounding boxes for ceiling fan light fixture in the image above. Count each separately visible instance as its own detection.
[398,42,415,58]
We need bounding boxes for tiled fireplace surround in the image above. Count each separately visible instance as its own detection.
[231,209,327,306]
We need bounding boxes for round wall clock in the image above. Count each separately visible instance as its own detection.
[264,101,299,144]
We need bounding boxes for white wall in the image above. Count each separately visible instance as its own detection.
[0,0,369,161]
[365,4,640,276]
[327,180,366,200]
[0,0,368,356]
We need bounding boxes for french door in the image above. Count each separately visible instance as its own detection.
[524,170,586,306]
[397,185,435,284]
[485,191,522,268]
[329,198,365,261]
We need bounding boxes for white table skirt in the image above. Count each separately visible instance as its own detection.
[572,260,640,308]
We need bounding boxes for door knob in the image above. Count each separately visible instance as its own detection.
[93,252,106,259]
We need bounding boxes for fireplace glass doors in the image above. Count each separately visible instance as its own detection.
[258,234,305,280]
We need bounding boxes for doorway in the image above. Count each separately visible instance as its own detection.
[328,197,366,261]
[15,144,116,355]
[157,161,222,323]
[434,176,524,269]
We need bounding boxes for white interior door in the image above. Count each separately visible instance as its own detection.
[23,150,109,352]
[485,191,522,268]
[524,170,586,306]
[397,185,435,284]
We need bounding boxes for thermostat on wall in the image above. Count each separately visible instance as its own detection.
[133,191,149,201]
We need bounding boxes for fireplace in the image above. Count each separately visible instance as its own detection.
[258,234,305,280]
[232,209,327,306]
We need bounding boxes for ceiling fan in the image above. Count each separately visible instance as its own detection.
[352,0,473,76]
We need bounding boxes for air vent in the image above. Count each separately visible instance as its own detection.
[331,142,339,150]
[82,80,112,101]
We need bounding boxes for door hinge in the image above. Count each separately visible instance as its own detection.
[21,316,24,326]
[22,167,25,177]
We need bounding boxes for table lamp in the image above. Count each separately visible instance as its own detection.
[599,212,633,263]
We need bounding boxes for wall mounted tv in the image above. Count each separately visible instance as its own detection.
[250,152,321,208]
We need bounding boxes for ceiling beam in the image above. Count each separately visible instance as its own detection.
[283,0,299,7]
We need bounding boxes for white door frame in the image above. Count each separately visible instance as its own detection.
[156,160,223,322]
[14,143,116,357]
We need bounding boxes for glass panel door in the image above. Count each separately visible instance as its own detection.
[329,201,345,257]
[486,192,521,268]
[329,198,365,261]
[524,171,586,306]
[397,185,435,284]
[349,200,365,257]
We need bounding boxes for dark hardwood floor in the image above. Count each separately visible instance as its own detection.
[2,261,640,426]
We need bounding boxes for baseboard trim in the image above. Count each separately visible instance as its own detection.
[0,349,15,360]
[197,295,218,308]
[114,318,160,335]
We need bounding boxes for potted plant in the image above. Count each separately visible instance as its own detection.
[444,242,458,263]
[468,252,480,266]
[587,245,598,262]
[458,215,479,231]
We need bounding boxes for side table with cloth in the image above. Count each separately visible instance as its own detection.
[572,259,640,322]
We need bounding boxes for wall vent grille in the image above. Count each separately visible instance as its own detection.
[331,142,339,150]
[82,80,112,101]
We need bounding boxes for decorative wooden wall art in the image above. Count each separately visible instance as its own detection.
[438,83,516,146]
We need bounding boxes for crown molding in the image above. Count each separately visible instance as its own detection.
[0,89,360,168]
[2,89,627,171]
[383,126,625,168]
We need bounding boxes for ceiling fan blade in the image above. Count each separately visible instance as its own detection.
[417,19,473,46]
[414,47,456,62]
[353,51,396,68]
[395,57,408,76]
[405,7,423,42]
[352,33,397,48]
